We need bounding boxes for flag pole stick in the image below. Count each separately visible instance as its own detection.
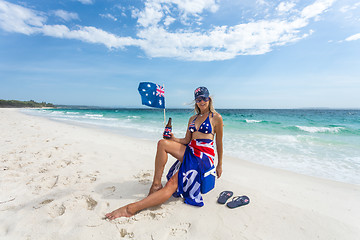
[163,84,166,127]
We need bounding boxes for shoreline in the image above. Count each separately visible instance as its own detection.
[1,108,360,239]
[22,107,360,185]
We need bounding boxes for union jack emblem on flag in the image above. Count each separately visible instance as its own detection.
[189,139,215,164]
[156,85,165,97]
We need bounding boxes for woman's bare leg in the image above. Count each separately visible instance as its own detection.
[105,171,179,220]
[148,139,186,195]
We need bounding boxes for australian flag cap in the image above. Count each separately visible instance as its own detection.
[194,86,209,99]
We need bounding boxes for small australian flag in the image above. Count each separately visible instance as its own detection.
[138,82,165,109]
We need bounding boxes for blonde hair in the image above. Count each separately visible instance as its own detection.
[194,96,216,115]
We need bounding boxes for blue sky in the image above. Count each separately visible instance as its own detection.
[1,0,359,108]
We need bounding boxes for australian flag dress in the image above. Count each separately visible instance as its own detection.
[166,139,217,207]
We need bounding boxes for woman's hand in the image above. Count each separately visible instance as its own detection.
[169,133,176,141]
[216,165,222,178]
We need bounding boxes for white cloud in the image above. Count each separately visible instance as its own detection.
[77,0,93,5]
[42,25,138,49]
[136,1,163,27]
[0,0,45,34]
[164,16,176,26]
[301,0,334,19]
[170,0,219,14]
[100,13,117,21]
[345,33,360,41]
[0,0,137,48]
[0,0,335,61]
[115,5,127,17]
[134,0,219,27]
[340,3,360,13]
[277,2,296,14]
[53,10,79,21]
[256,0,269,6]
[135,18,314,61]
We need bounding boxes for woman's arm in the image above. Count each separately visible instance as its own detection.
[214,113,224,178]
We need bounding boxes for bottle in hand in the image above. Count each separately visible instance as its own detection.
[163,117,172,139]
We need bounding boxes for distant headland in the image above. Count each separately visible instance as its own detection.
[0,99,55,108]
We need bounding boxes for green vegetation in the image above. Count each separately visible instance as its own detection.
[0,99,55,108]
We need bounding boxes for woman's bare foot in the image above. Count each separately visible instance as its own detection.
[148,183,163,196]
[105,205,134,220]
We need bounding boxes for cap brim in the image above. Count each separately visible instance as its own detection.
[195,94,209,98]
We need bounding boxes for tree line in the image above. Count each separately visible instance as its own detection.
[0,99,55,108]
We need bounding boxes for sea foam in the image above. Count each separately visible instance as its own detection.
[245,119,262,123]
[296,126,345,133]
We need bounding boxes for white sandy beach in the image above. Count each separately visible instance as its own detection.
[1,108,360,240]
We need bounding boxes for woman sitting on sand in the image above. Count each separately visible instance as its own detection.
[105,86,223,219]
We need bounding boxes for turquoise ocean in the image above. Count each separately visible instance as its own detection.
[24,108,360,185]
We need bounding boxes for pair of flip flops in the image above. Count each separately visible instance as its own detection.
[217,191,250,208]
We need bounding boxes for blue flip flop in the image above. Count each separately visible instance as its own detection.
[217,191,233,204]
[226,196,250,209]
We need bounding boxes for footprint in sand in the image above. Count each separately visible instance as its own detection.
[150,222,191,239]
[38,168,48,173]
[133,170,153,185]
[84,195,98,210]
[169,223,191,237]
[33,199,54,209]
[100,186,116,197]
[85,173,97,183]
[139,207,167,221]
[119,228,134,238]
[48,204,66,218]
[148,211,166,220]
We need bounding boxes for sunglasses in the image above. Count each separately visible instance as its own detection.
[195,97,210,103]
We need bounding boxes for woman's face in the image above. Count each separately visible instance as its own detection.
[196,97,210,112]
